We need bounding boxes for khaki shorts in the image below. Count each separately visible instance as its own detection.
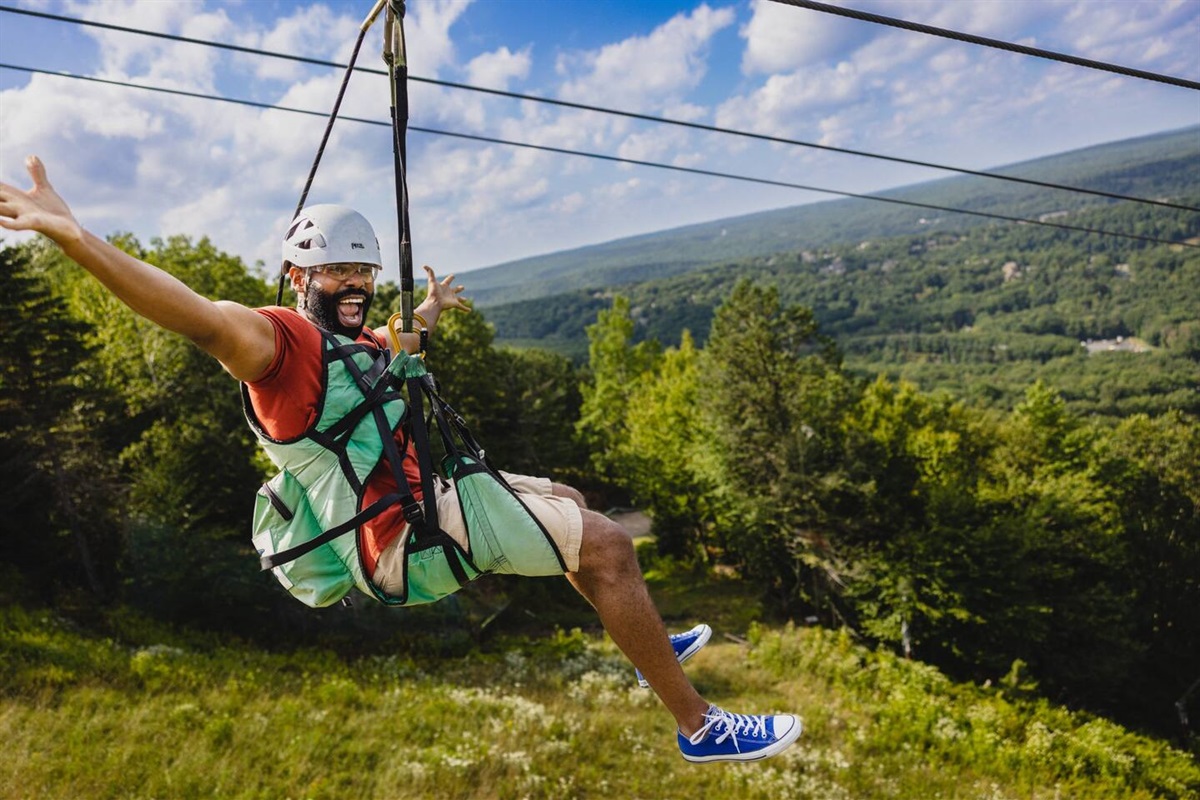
[372,472,583,596]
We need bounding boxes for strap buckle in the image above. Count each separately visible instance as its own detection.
[400,498,424,524]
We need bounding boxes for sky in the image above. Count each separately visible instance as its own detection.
[1,0,1198,283]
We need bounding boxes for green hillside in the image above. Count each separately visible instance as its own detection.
[482,173,1200,416]
[467,126,1200,307]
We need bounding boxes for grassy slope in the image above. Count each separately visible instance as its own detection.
[2,565,1197,800]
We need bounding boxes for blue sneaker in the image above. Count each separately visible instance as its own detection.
[678,706,802,763]
[636,623,712,688]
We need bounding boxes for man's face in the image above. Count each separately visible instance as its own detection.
[299,268,374,339]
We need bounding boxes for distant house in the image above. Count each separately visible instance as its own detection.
[1081,336,1151,355]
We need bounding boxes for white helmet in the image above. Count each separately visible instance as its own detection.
[281,204,382,269]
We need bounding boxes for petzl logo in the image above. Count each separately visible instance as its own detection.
[351,242,366,249]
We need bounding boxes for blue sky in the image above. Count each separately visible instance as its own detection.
[2,0,1198,281]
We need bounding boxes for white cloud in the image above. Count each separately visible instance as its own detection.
[407,0,475,78]
[427,45,533,129]
[552,192,586,215]
[617,125,691,163]
[715,61,866,137]
[740,0,873,74]
[466,46,532,89]
[240,4,360,82]
[61,0,233,92]
[557,4,735,111]
[596,177,642,201]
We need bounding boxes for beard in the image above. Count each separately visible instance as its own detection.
[302,280,373,339]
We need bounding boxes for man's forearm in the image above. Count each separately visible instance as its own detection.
[56,228,276,382]
[60,229,226,342]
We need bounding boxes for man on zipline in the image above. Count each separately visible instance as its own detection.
[0,155,801,763]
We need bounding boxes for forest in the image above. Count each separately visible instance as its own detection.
[1,217,1198,786]
[485,198,1200,417]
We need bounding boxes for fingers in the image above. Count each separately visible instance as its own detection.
[423,264,456,285]
[0,181,23,230]
[26,155,49,190]
[420,264,469,310]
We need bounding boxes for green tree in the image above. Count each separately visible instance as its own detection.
[621,331,715,558]
[414,308,585,481]
[27,234,274,624]
[700,281,851,614]
[0,243,121,597]
[489,346,586,480]
[1098,411,1200,732]
[838,378,985,657]
[576,296,660,487]
[964,384,1137,702]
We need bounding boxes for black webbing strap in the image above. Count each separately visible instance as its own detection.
[260,491,402,570]
[423,377,489,467]
[319,336,400,443]
[371,402,426,527]
[402,374,471,588]
[263,482,294,521]
[306,335,398,495]
[404,375,440,531]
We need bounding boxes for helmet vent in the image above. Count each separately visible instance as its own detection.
[286,218,312,239]
[282,205,380,269]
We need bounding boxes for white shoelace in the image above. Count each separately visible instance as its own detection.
[687,707,769,751]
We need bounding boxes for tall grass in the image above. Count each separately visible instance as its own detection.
[2,602,1196,799]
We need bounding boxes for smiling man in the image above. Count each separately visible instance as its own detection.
[0,155,802,763]
[284,205,378,336]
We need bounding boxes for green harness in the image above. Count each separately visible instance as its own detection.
[245,331,479,607]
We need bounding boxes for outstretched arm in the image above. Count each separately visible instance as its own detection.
[0,156,276,382]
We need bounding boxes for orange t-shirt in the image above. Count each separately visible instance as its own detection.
[246,307,420,575]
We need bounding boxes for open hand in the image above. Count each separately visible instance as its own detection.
[423,264,471,313]
[0,156,84,246]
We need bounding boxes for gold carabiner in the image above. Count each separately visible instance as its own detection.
[386,311,428,358]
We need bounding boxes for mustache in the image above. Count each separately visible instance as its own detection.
[334,287,370,302]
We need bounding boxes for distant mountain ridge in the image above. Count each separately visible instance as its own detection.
[466,126,1200,307]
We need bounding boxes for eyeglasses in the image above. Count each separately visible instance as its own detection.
[308,263,381,281]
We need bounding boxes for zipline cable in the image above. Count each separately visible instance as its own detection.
[1,63,1195,252]
[770,0,1200,91]
[1,5,1196,214]
[277,0,389,306]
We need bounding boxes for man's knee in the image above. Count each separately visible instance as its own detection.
[578,510,640,576]
[551,482,587,509]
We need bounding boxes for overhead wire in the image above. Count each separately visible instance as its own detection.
[1,5,1196,214]
[2,63,1195,252]
[770,0,1200,91]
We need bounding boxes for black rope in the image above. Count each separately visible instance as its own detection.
[2,5,1195,214]
[274,1,389,306]
[770,0,1200,91]
[276,33,368,306]
[384,1,414,333]
[4,64,1195,251]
